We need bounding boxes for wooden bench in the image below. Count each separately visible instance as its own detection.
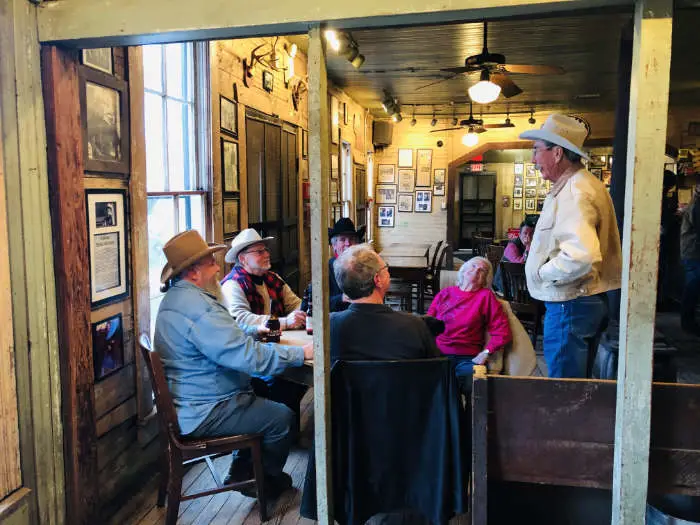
[471,367,700,524]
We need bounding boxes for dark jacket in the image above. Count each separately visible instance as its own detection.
[681,195,700,260]
[300,257,349,313]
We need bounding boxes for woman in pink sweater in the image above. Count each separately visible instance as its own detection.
[427,257,512,390]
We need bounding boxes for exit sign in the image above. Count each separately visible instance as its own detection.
[469,162,483,172]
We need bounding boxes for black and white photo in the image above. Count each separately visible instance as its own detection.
[398,194,414,212]
[220,95,238,137]
[398,169,416,193]
[378,206,395,227]
[433,168,446,196]
[221,138,239,193]
[513,187,523,198]
[377,164,396,184]
[415,190,432,212]
[376,184,397,204]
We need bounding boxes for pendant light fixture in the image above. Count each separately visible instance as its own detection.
[528,108,536,125]
[430,108,437,127]
[462,128,479,147]
[468,69,501,104]
[410,106,417,127]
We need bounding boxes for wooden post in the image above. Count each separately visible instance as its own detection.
[308,24,333,525]
[613,0,673,523]
[471,365,488,525]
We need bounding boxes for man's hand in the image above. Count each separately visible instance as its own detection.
[302,342,314,360]
[256,325,270,337]
[285,310,307,329]
[471,349,490,366]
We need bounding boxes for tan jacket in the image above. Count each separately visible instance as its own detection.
[525,168,622,302]
[221,278,302,329]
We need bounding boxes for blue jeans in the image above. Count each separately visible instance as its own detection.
[543,294,608,378]
[448,355,475,394]
[681,259,700,327]
[189,392,294,477]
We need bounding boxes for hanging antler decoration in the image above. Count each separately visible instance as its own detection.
[291,76,308,111]
[242,37,288,87]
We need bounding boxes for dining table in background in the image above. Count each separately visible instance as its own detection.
[380,242,432,259]
[379,253,430,314]
[279,329,314,387]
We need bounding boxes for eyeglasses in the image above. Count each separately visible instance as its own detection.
[532,145,554,156]
[374,263,389,277]
[243,247,270,256]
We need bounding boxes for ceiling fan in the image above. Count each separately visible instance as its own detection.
[483,111,516,129]
[418,21,565,98]
[430,101,486,133]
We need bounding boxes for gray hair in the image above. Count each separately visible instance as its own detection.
[456,256,493,289]
[542,139,582,164]
[334,243,383,299]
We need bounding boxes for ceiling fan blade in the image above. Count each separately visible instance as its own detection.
[472,126,488,134]
[503,64,565,75]
[430,127,464,133]
[440,66,479,74]
[483,123,515,129]
[490,72,523,98]
[416,74,460,91]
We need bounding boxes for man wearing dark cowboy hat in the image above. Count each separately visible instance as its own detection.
[154,230,313,502]
[301,217,366,313]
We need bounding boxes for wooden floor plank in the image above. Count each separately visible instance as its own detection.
[178,461,218,517]
[178,457,228,524]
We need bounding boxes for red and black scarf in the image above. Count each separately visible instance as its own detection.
[221,266,286,316]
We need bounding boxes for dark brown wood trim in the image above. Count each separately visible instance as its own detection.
[42,45,99,525]
[0,488,32,520]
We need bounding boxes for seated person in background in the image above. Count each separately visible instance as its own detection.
[503,220,534,263]
[221,228,306,329]
[220,228,308,433]
[427,256,512,390]
[301,217,365,313]
[330,243,440,362]
[154,230,313,501]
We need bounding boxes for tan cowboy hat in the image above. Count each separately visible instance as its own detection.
[519,113,591,161]
[225,228,275,263]
[160,230,227,283]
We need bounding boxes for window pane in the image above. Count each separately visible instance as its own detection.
[143,45,163,93]
[178,194,204,236]
[166,99,191,191]
[144,92,166,191]
[147,196,175,299]
[165,43,193,101]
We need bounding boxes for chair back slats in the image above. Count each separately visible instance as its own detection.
[429,240,444,274]
[139,334,181,440]
[432,244,449,294]
[500,262,532,305]
[472,235,493,257]
[485,244,505,275]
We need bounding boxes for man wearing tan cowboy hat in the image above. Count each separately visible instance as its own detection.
[520,114,622,378]
[154,230,313,502]
[221,228,306,330]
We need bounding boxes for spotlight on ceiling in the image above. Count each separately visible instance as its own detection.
[430,109,437,127]
[468,70,501,104]
[462,130,479,147]
[326,29,366,69]
[528,109,536,125]
[324,30,341,52]
[410,106,417,126]
[392,112,403,123]
[351,54,365,69]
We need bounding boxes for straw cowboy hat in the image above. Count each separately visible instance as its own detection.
[519,114,591,161]
[225,228,274,263]
[160,230,227,284]
[328,217,366,244]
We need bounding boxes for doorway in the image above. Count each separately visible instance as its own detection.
[458,169,496,249]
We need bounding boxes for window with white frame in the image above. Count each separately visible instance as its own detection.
[143,42,209,330]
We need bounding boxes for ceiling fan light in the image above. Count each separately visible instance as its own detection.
[462,132,479,147]
[468,80,501,104]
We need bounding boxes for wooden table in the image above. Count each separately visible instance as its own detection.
[381,254,429,314]
[381,242,431,258]
[279,330,314,386]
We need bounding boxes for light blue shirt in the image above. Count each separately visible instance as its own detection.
[154,279,305,434]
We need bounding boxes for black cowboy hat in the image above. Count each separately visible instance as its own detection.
[328,218,366,244]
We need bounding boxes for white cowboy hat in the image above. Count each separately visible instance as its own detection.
[519,114,591,161]
[160,230,227,283]
[225,228,274,263]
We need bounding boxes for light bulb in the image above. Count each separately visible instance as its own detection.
[430,118,437,127]
[462,132,479,147]
[468,80,501,104]
[288,43,298,58]
[410,118,417,127]
[392,113,402,123]
[324,30,340,51]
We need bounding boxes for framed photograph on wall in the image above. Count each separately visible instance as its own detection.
[376,184,397,204]
[221,138,239,192]
[525,198,536,211]
[526,177,538,187]
[537,199,545,212]
[398,194,414,212]
[398,169,416,193]
[378,206,395,227]
[79,67,130,174]
[377,164,396,184]
[263,70,274,92]
[433,168,446,196]
[590,167,603,179]
[82,48,113,75]
[526,163,536,177]
[223,198,240,236]
[525,188,537,198]
[220,95,238,137]
[415,190,432,212]
[513,199,523,211]
[513,187,523,198]
[331,96,339,144]
[514,162,524,175]
[86,189,128,308]
[398,148,413,168]
[514,174,524,187]
[330,180,339,202]
[416,149,433,187]
[302,129,308,158]
[92,313,125,381]
[331,154,339,179]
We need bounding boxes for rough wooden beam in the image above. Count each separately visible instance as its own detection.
[308,24,333,525]
[36,0,631,46]
[612,0,673,523]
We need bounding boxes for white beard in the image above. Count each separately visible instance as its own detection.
[203,278,225,305]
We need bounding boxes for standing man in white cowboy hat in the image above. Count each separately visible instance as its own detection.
[519,114,622,378]
[221,228,306,330]
[154,230,313,502]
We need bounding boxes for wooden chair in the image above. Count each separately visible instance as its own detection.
[139,334,269,524]
[422,243,449,309]
[485,244,505,275]
[499,262,543,346]
[423,240,445,296]
[472,235,493,257]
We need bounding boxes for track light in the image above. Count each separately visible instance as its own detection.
[468,70,501,104]
[325,29,365,69]
[324,30,341,51]
[392,112,402,122]
[410,106,417,126]
[528,109,536,125]
[430,109,437,127]
[351,54,365,69]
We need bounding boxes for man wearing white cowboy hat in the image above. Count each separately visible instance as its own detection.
[519,114,622,378]
[221,228,306,330]
[154,230,313,500]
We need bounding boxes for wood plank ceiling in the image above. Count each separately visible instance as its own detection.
[290,8,699,123]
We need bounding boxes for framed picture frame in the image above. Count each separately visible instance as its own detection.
[377,164,396,184]
[220,95,238,138]
[525,198,536,211]
[513,187,523,198]
[398,169,416,193]
[590,167,603,179]
[92,313,125,381]
[433,168,446,196]
[223,198,240,236]
[82,48,113,75]
[376,184,397,204]
[343,102,349,125]
[538,188,548,197]
[526,177,538,188]
[331,154,339,180]
[398,194,414,212]
[330,180,339,203]
[221,138,239,193]
[513,199,523,211]
[86,189,128,308]
[514,162,524,175]
[415,190,432,212]
[262,70,274,93]
[525,188,537,198]
[302,129,308,158]
[378,206,395,227]
[79,67,130,175]
[416,149,433,187]
[537,199,545,212]
[526,163,537,177]
[331,96,339,145]
[514,174,524,187]
[398,148,413,168]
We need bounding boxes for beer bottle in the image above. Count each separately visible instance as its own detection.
[305,293,314,335]
[266,314,281,343]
